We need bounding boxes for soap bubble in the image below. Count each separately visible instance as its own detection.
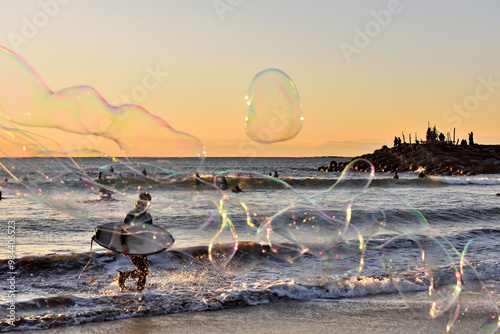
[245,69,303,143]
[0,46,205,160]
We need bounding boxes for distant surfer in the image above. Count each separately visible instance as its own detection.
[393,171,399,180]
[2,176,7,183]
[418,171,427,179]
[142,168,148,177]
[215,175,228,190]
[231,185,243,193]
[97,172,103,180]
[109,166,114,173]
[119,192,153,291]
[194,172,202,186]
[273,171,279,178]
[98,187,112,201]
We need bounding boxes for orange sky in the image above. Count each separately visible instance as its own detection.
[1,1,499,157]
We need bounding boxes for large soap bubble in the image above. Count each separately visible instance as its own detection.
[245,69,303,143]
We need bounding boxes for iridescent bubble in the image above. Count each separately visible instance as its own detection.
[378,234,461,332]
[0,46,205,160]
[207,194,267,273]
[245,69,303,143]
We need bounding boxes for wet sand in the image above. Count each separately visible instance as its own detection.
[17,296,495,334]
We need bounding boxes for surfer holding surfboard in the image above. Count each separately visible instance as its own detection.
[118,192,154,291]
[92,192,174,291]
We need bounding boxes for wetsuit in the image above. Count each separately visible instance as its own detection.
[120,210,153,291]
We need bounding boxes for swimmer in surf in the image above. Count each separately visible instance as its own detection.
[231,185,243,193]
[418,171,427,179]
[393,171,399,180]
[119,192,153,291]
[98,187,112,201]
[194,172,202,186]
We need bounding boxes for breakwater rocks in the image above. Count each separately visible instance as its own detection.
[317,144,500,176]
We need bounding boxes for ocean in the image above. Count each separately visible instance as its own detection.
[1,156,500,333]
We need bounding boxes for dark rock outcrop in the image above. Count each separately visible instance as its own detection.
[318,144,500,176]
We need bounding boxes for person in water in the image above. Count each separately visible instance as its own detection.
[194,172,202,186]
[109,166,114,173]
[2,176,8,183]
[98,187,112,201]
[393,171,399,180]
[418,171,427,179]
[119,192,153,291]
[231,185,243,193]
[142,168,148,177]
[273,171,279,178]
[97,172,103,180]
[220,176,228,190]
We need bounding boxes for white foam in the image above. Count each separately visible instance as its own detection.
[434,176,500,185]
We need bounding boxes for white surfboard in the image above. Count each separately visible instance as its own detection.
[93,222,174,255]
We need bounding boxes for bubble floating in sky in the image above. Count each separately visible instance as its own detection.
[0,46,205,159]
[245,69,303,143]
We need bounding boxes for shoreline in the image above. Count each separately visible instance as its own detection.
[16,296,496,334]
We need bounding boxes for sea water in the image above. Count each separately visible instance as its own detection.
[1,157,500,332]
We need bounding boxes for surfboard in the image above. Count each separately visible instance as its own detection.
[93,222,174,256]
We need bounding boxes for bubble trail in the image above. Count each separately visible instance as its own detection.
[245,69,303,143]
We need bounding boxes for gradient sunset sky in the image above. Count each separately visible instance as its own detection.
[1,0,499,157]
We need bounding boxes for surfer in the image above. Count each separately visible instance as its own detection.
[393,171,399,180]
[109,166,114,173]
[119,192,153,291]
[142,168,148,177]
[98,187,112,201]
[273,171,279,178]
[97,172,103,180]
[195,172,202,186]
[418,171,427,179]
[231,185,243,193]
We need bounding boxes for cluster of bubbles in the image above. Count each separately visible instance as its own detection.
[1,46,499,333]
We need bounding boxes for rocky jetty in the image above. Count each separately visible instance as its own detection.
[318,144,500,176]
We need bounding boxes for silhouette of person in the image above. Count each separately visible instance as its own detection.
[119,192,154,291]
[393,172,399,180]
[231,185,243,193]
[195,172,202,186]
